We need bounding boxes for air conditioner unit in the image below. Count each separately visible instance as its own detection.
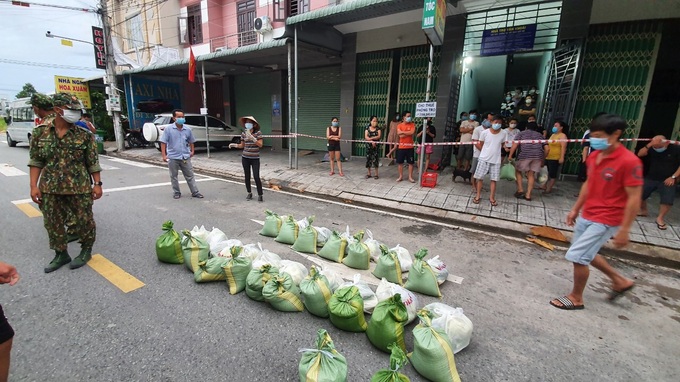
[214,46,227,52]
[254,16,272,34]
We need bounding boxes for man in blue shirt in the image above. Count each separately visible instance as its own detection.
[159,109,204,199]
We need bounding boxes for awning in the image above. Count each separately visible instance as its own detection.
[286,0,423,26]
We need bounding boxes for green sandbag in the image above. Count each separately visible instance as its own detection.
[262,272,304,312]
[366,294,409,353]
[500,162,516,181]
[328,286,368,332]
[246,264,280,302]
[318,231,347,263]
[404,248,441,297]
[181,230,210,273]
[343,231,370,270]
[156,221,183,264]
[410,310,461,382]
[372,244,403,285]
[292,217,318,254]
[275,215,299,245]
[370,343,410,382]
[260,210,282,237]
[223,246,252,295]
[298,329,348,382]
[300,266,333,318]
[194,257,229,283]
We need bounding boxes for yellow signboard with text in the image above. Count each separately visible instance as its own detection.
[54,76,91,109]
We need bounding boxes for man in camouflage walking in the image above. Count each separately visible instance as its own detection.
[28,93,56,126]
[28,93,103,272]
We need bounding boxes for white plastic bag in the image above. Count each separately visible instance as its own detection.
[426,255,449,285]
[190,225,210,242]
[314,227,333,247]
[206,228,227,247]
[217,239,244,258]
[319,267,344,292]
[391,245,413,272]
[251,248,283,269]
[297,216,313,230]
[363,229,382,263]
[279,260,309,285]
[339,274,378,314]
[538,165,549,185]
[241,243,264,261]
[375,278,419,324]
[211,240,231,256]
[423,302,473,354]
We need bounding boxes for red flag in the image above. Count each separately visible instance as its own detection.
[188,47,196,83]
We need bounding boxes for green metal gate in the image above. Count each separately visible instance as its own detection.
[297,66,342,151]
[397,45,441,129]
[352,51,393,156]
[566,21,660,174]
[234,72,273,146]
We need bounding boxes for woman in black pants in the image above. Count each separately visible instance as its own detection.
[230,116,264,202]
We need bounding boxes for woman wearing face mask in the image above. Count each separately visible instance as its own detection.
[500,93,514,118]
[230,116,264,201]
[327,117,343,176]
[364,116,382,179]
[543,120,569,194]
[502,118,520,161]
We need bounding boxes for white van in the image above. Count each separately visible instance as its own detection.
[5,97,35,147]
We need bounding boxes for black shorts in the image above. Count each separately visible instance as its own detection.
[327,141,341,152]
[546,159,561,179]
[0,304,14,344]
[643,179,676,205]
[396,148,414,164]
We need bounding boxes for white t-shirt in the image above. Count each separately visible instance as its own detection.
[459,120,478,143]
[478,129,508,164]
[472,125,486,158]
[504,127,520,148]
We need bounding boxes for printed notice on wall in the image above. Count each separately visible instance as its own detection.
[480,24,537,56]
[415,102,437,118]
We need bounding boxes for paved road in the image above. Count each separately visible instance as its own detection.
[1,141,679,381]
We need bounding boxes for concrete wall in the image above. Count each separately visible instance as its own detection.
[355,21,430,54]
[339,34,358,157]
[590,0,680,24]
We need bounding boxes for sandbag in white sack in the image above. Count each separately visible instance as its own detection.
[391,244,413,272]
[423,302,473,354]
[190,225,210,242]
[314,226,333,247]
[251,248,283,269]
[319,267,344,292]
[375,278,419,324]
[363,229,382,263]
[216,239,245,257]
[426,255,449,285]
[279,259,309,285]
[338,274,378,314]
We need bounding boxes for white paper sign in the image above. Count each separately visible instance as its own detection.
[415,102,437,117]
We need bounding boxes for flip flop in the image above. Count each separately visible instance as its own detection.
[550,296,584,310]
[490,199,498,207]
[514,191,525,198]
[374,176,379,179]
[657,222,668,230]
[608,284,635,301]
[472,197,480,204]
[524,196,532,201]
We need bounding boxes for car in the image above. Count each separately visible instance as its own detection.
[142,113,241,151]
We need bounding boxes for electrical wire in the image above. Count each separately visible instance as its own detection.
[0,58,103,71]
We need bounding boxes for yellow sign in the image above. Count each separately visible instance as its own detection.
[54,76,91,109]
[60,39,73,47]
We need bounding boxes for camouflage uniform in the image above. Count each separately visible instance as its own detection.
[27,93,56,126]
[28,93,101,270]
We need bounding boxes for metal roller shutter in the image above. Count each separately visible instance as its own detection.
[397,45,441,128]
[234,73,273,146]
[353,51,393,156]
[297,66,342,151]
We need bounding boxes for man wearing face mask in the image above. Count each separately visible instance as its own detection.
[28,93,103,272]
[518,97,536,131]
[637,135,680,230]
[470,112,492,189]
[457,109,478,170]
[550,114,641,311]
[395,111,416,183]
[160,109,203,200]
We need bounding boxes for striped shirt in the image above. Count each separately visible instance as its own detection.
[241,130,262,159]
[515,129,547,160]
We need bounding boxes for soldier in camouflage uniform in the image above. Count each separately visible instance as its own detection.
[27,93,56,127]
[28,93,103,273]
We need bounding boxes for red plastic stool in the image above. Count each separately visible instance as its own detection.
[421,172,438,188]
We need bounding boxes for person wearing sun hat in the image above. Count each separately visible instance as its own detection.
[28,92,102,273]
[230,115,264,202]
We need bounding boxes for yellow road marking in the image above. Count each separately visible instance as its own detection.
[88,254,145,293]
[15,203,43,218]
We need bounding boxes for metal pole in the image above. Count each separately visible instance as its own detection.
[201,62,210,158]
[294,26,299,169]
[287,41,293,169]
[100,0,124,152]
[418,44,434,186]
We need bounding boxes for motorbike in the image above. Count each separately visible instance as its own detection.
[125,126,151,148]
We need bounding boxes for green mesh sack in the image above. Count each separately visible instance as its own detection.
[262,273,304,312]
[275,215,299,245]
[156,221,183,264]
[328,286,368,332]
[181,230,210,273]
[194,257,229,283]
[404,249,441,297]
[298,329,348,382]
[259,210,282,237]
[370,343,410,382]
[300,266,333,318]
[343,231,370,270]
[366,294,409,353]
[246,264,280,302]
[372,244,403,285]
[223,246,253,295]
[318,231,347,263]
[410,310,461,382]
[292,217,318,254]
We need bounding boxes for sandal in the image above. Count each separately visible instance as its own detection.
[490,199,498,206]
[374,176,379,179]
[330,172,335,176]
[550,296,584,310]
[365,174,372,179]
[472,197,480,204]
[657,222,668,230]
[514,191,525,198]
[524,195,532,201]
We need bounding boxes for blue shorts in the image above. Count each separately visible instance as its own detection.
[564,217,619,265]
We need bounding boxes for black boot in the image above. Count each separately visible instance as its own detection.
[70,247,92,269]
[45,250,71,273]
[257,195,263,202]
[246,193,253,200]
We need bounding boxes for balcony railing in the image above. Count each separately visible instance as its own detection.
[209,31,259,52]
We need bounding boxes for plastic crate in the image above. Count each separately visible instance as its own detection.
[421,172,438,188]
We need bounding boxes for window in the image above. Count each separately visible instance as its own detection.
[237,0,257,47]
[185,3,202,45]
[272,0,309,21]
[126,12,145,49]
[290,0,309,16]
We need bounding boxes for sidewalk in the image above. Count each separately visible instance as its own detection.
[107,143,680,267]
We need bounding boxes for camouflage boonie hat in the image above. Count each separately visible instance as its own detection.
[51,92,83,110]
[27,93,53,110]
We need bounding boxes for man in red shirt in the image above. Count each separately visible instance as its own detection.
[550,114,641,311]
[396,111,416,183]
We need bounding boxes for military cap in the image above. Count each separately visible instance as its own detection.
[27,93,54,110]
[51,92,83,110]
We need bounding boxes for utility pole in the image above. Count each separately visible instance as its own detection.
[98,0,124,152]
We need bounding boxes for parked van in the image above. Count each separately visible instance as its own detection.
[5,97,35,147]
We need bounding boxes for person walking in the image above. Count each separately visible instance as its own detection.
[472,115,507,206]
[365,116,382,179]
[385,112,401,163]
[416,117,437,171]
[0,261,19,382]
[509,122,549,201]
[637,135,680,230]
[543,120,568,194]
[28,93,103,272]
[160,109,204,200]
[230,116,265,202]
[395,111,416,183]
[550,114,640,311]
[326,117,344,176]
